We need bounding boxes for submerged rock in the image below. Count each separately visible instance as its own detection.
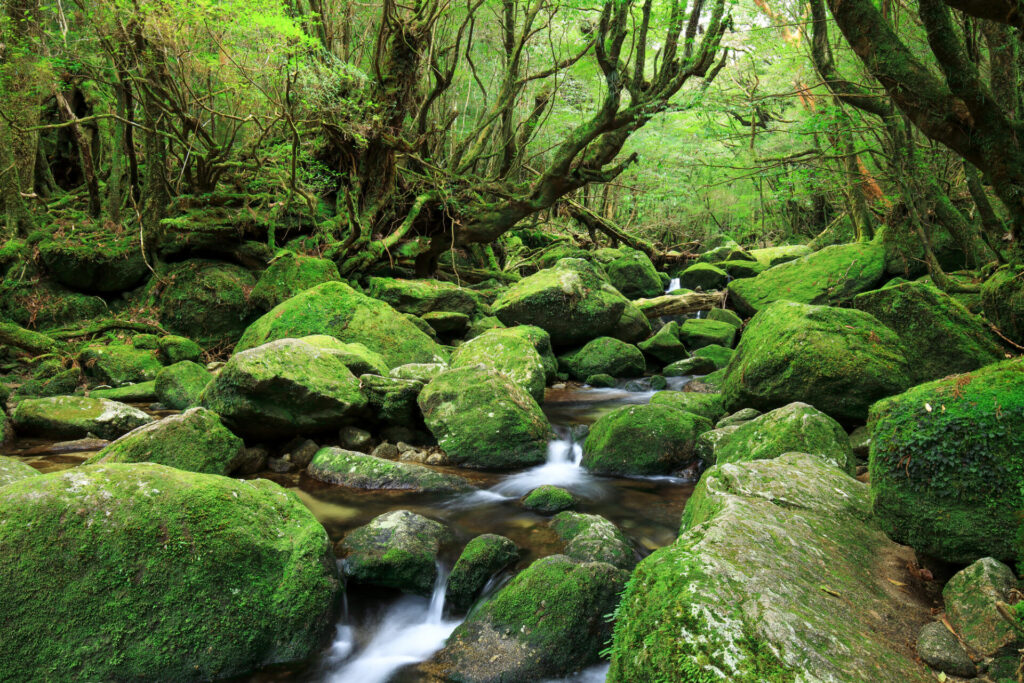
[11,396,152,440]
[869,359,1024,564]
[0,456,39,487]
[307,447,471,493]
[338,510,452,597]
[451,328,547,402]
[551,511,636,570]
[722,300,912,423]
[0,464,340,680]
[201,336,367,439]
[250,253,340,310]
[85,407,245,475]
[582,403,711,475]
[418,366,550,470]
[430,555,628,682]
[608,453,933,682]
[560,336,646,380]
[235,281,448,367]
[445,534,519,612]
[154,360,212,410]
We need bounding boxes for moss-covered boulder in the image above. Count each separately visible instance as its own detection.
[582,404,712,475]
[79,344,164,387]
[250,254,340,310]
[707,307,743,328]
[697,242,756,264]
[608,453,932,683]
[337,510,452,597]
[551,511,636,570]
[522,485,577,515]
[868,360,1024,564]
[678,262,729,291]
[421,310,470,336]
[430,555,629,682]
[11,396,152,440]
[364,276,479,316]
[612,299,653,344]
[157,260,259,344]
[154,361,212,410]
[606,249,663,299]
[0,456,39,487]
[678,318,737,350]
[749,244,813,268]
[0,414,11,449]
[943,557,1021,657]
[981,265,1024,346]
[89,381,157,403]
[85,407,245,475]
[728,242,886,316]
[235,281,448,367]
[450,328,547,402]
[491,259,632,346]
[716,259,766,279]
[649,390,726,422]
[358,375,424,428]
[694,343,735,369]
[0,279,107,330]
[444,534,519,612]
[13,366,82,399]
[854,281,1002,383]
[637,321,690,364]
[418,366,550,470]
[390,362,448,383]
[495,324,558,380]
[38,227,148,293]
[560,336,645,380]
[0,464,340,681]
[466,315,506,339]
[663,356,716,376]
[701,402,855,473]
[157,335,204,364]
[307,447,471,493]
[201,337,367,439]
[722,301,912,423]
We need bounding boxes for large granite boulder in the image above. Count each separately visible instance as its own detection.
[608,453,933,682]
[869,359,1024,564]
[721,301,912,423]
[0,464,340,680]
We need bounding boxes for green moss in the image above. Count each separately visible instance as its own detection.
[466,315,506,339]
[155,361,213,410]
[582,403,712,475]
[522,485,577,514]
[91,380,158,403]
[716,260,766,279]
[0,464,340,681]
[551,511,636,569]
[678,319,737,350]
[444,534,519,612]
[133,334,160,350]
[693,344,735,369]
[0,279,107,330]
[679,263,729,291]
[0,456,39,487]
[560,337,646,380]
[697,243,756,264]
[11,396,153,440]
[235,281,449,367]
[364,276,479,316]
[158,335,203,364]
[307,447,471,492]
[706,308,743,328]
[155,260,259,345]
[451,328,547,402]
[748,245,811,269]
[981,265,1024,346]
[79,344,164,387]
[638,321,690,364]
[38,226,148,293]
[650,391,726,422]
[612,300,653,344]
[250,253,340,310]
[606,249,663,299]
[13,367,82,399]
[359,375,424,428]
[868,359,1024,564]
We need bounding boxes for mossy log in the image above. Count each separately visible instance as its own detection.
[633,291,726,319]
[0,321,67,356]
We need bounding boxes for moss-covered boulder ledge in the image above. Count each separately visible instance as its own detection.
[868,359,1024,564]
[11,396,153,440]
[307,447,473,493]
[234,280,449,367]
[0,464,340,681]
[608,453,933,682]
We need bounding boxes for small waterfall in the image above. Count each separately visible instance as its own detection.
[665,277,681,293]
[323,565,460,683]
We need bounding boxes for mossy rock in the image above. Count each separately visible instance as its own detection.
[649,390,726,422]
[466,315,506,339]
[338,509,452,597]
[582,403,712,475]
[551,511,636,570]
[86,407,245,475]
[535,243,594,269]
[608,453,933,683]
[664,356,716,376]
[679,262,729,291]
[307,447,471,493]
[156,260,259,345]
[491,259,632,346]
[716,407,761,428]
[942,557,1021,656]
[0,414,10,449]
[132,334,160,350]
[612,299,653,344]
[694,343,735,369]
[11,396,152,440]
[365,276,479,316]
[868,359,1024,564]
[707,307,743,328]
[606,249,663,299]
[431,555,629,682]
[560,336,645,380]
[498,324,558,380]
[0,279,107,330]
[521,485,577,514]
[695,366,728,391]
[38,227,148,293]
[13,367,82,399]
[390,362,448,383]
[585,373,617,387]
[981,265,1024,347]
[716,259,766,279]
[444,534,519,612]
[90,381,157,403]
[250,253,340,310]
[235,281,448,368]
[421,310,470,336]
[721,301,912,423]
[678,318,737,350]
[451,328,547,402]
[637,321,690,365]
[155,361,213,410]
[0,456,39,487]
[201,337,367,440]
[158,335,203,364]
[80,344,164,388]
[418,366,551,470]
[0,463,340,681]
[701,402,855,473]
[854,281,1003,384]
[358,374,424,428]
[749,245,812,268]
[697,242,756,264]
[727,242,885,316]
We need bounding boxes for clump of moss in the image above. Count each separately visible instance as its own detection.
[250,253,341,310]
[522,485,577,514]
[650,391,726,422]
[155,361,212,410]
[79,344,164,387]
[679,263,729,291]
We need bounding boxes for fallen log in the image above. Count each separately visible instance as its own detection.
[0,322,67,356]
[633,291,726,319]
